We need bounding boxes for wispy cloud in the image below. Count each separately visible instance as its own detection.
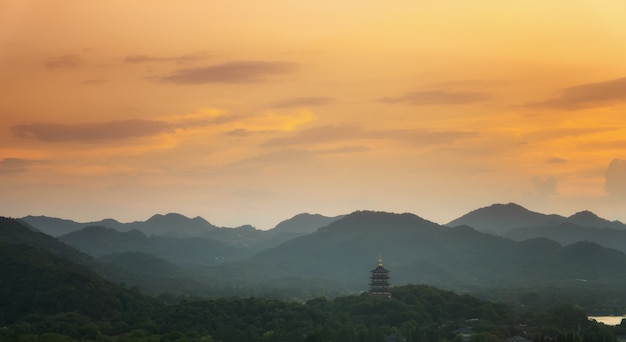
[432,79,506,88]
[224,128,251,137]
[262,124,475,147]
[0,158,42,174]
[526,77,626,110]
[229,146,369,167]
[125,54,200,64]
[231,149,315,166]
[12,119,173,142]
[45,54,82,69]
[159,60,298,84]
[9,110,307,144]
[380,90,490,105]
[269,97,334,108]
[548,157,567,164]
[263,124,360,146]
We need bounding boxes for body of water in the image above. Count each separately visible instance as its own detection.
[589,316,626,326]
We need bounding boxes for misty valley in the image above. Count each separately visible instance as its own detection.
[3,203,626,341]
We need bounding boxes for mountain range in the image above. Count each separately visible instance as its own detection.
[204,210,626,293]
[21,212,343,245]
[20,213,219,237]
[8,203,626,298]
[23,202,626,240]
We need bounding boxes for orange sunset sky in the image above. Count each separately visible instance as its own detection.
[1,1,626,228]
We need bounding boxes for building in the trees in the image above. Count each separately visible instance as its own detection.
[369,256,391,298]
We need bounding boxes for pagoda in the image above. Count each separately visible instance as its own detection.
[369,256,391,298]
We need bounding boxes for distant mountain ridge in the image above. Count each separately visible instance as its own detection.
[446,202,626,235]
[271,213,344,234]
[567,210,626,230]
[505,222,626,254]
[21,213,219,237]
[209,210,626,292]
[47,213,343,271]
[21,212,340,239]
[22,204,625,242]
[19,216,89,237]
[8,211,626,299]
[446,203,564,234]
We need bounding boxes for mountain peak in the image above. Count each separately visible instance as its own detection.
[235,224,257,232]
[138,213,217,236]
[146,213,187,222]
[271,213,343,234]
[567,210,626,229]
[447,202,564,235]
[317,210,440,234]
[487,202,529,213]
[569,210,600,220]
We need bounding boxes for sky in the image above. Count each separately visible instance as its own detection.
[1,1,626,229]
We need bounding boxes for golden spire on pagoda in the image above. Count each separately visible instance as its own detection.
[378,254,383,267]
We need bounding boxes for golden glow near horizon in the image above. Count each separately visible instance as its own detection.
[1,1,626,228]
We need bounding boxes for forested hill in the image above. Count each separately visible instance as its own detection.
[0,216,94,266]
[0,217,232,297]
[0,239,157,326]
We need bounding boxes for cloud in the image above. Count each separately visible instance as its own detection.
[605,159,626,198]
[380,90,490,105]
[433,79,506,88]
[269,97,334,108]
[262,124,475,147]
[231,149,315,166]
[263,124,360,146]
[159,60,298,84]
[531,176,559,197]
[548,157,567,164]
[324,146,370,154]
[125,54,199,64]
[224,129,251,137]
[0,158,41,174]
[230,146,369,168]
[526,77,626,110]
[382,129,477,145]
[45,55,82,69]
[12,119,173,142]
